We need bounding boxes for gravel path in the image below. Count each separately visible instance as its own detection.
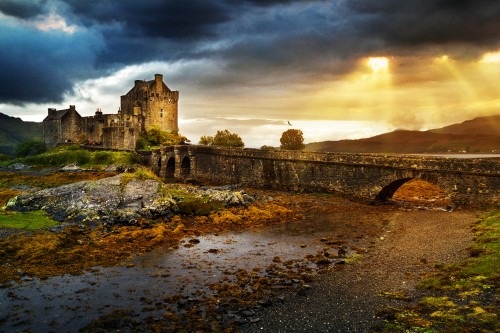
[242,209,479,333]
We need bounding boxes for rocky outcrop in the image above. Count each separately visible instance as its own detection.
[4,175,255,227]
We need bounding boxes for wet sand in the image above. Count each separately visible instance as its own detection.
[242,209,479,333]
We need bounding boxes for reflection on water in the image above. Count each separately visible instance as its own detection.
[0,211,381,332]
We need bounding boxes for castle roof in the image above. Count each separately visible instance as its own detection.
[122,78,172,96]
[43,107,81,122]
[43,109,69,122]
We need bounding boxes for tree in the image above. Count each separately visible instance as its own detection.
[137,126,189,149]
[280,129,305,150]
[199,135,214,146]
[15,138,47,157]
[199,130,244,148]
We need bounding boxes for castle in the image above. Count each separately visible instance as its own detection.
[43,74,179,150]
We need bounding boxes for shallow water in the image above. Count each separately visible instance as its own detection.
[0,210,381,332]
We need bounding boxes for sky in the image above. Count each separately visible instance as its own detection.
[0,0,499,147]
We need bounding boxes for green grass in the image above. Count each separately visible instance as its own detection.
[0,210,59,230]
[0,145,142,168]
[374,210,500,332]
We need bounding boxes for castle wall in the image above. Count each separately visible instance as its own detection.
[43,120,61,148]
[102,125,138,151]
[63,108,82,143]
[82,114,120,144]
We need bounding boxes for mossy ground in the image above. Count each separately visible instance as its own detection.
[0,145,141,168]
[373,210,500,332]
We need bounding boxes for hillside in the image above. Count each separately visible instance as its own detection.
[306,115,500,154]
[430,115,500,136]
[0,113,43,156]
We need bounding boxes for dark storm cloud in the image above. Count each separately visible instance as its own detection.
[238,0,315,6]
[0,0,47,19]
[346,0,500,47]
[0,17,104,105]
[1,0,499,105]
[64,0,231,40]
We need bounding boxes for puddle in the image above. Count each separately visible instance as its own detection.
[0,210,382,331]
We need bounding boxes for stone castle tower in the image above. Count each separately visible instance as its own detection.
[120,74,179,133]
[43,74,179,150]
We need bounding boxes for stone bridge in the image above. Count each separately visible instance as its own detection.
[141,145,500,208]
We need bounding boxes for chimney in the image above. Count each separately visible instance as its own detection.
[69,105,76,111]
[48,108,56,116]
[154,74,163,94]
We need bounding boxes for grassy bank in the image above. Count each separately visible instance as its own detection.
[374,210,499,332]
[0,145,141,168]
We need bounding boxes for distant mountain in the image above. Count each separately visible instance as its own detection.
[429,115,500,136]
[0,113,43,156]
[306,115,500,154]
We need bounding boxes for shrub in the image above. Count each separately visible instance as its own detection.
[139,126,189,148]
[15,138,47,157]
[92,151,113,165]
[199,130,244,148]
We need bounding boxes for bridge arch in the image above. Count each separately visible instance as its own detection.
[165,157,175,179]
[180,156,191,178]
[374,173,453,206]
[374,178,413,202]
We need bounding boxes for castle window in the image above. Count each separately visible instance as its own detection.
[160,109,163,117]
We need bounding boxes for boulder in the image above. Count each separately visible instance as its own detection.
[5,175,256,227]
[5,175,173,226]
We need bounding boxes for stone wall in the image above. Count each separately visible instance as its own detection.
[102,125,137,151]
[149,146,500,208]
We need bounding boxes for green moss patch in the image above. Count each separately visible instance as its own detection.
[0,210,58,230]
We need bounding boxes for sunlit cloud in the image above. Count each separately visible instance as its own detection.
[480,51,500,63]
[34,11,78,34]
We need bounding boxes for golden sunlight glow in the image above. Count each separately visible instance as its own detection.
[436,55,449,63]
[367,57,389,73]
[438,56,478,101]
[480,51,500,63]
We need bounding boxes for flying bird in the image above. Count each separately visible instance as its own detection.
[287,120,292,126]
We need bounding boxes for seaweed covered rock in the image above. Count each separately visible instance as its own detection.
[196,188,255,206]
[4,175,257,226]
[5,175,175,226]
